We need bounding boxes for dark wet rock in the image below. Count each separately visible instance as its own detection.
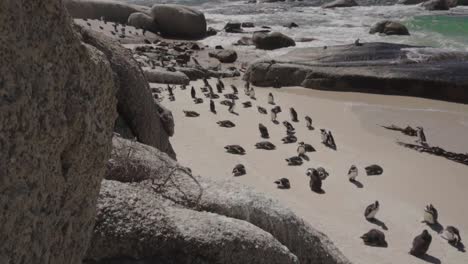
[253,32,296,50]
[397,0,425,4]
[209,50,238,63]
[127,12,158,33]
[284,22,299,28]
[65,0,149,24]
[370,21,410,36]
[225,22,243,33]
[144,67,190,85]
[244,42,468,103]
[423,0,450,10]
[242,22,255,28]
[206,27,218,36]
[322,0,358,8]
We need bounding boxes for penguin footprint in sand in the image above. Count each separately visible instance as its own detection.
[183,111,200,117]
[275,178,290,189]
[361,229,387,247]
[217,120,236,128]
[232,164,246,176]
[224,145,246,155]
[255,141,276,150]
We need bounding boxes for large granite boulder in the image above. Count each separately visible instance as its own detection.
[64,0,149,24]
[143,67,191,85]
[243,42,468,104]
[209,49,238,63]
[422,0,450,9]
[86,136,351,264]
[322,0,358,8]
[253,32,296,50]
[77,27,176,158]
[150,4,207,39]
[0,1,117,263]
[397,0,425,4]
[369,21,410,35]
[127,12,158,33]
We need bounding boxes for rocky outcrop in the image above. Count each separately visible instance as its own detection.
[209,49,238,63]
[244,42,468,104]
[150,4,207,39]
[253,32,296,50]
[322,0,358,8]
[0,1,117,263]
[127,12,158,33]
[143,67,191,85]
[77,27,176,158]
[422,0,450,9]
[369,21,410,35]
[397,0,425,4]
[64,0,148,24]
[86,137,351,264]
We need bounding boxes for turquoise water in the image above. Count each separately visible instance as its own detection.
[406,15,468,47]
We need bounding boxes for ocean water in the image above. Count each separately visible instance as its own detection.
[123,0,468,55]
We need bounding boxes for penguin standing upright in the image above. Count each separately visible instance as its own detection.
[167,85,174,97]
[218,78,225,89]
[268,93,275,105]
[442,226,462,246]
[423,204,438,225]
[320,129,328,144]
[327,131,336,149]
[348,165,358,182]
[364,201,379,220]
[216,82,223,94]
[271,109,277,123]
[259,123,269,139]
[203,78,209,87]
[244,81,250,96]
[306,168,323,193]
[305,116,313,130]
[410,230,432,257]
[228,98,236,113]
[231,85,238,94]
[297,142,306,156]
[210,100,216,114]
[191,86,196,99]
[416,126,427,146]
[290,107,298,122]
[250,87,256,99]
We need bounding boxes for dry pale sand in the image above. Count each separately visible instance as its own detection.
[159,77,468,264]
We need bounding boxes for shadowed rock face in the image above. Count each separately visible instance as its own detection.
[0,1,117,263]
[65,0,149,24]
[244,42,468,104]
[87,137,351,264]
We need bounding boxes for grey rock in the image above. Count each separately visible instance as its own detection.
[78,27,176,158]
[143,67,191,85]
[322,0,358,8]
[242,22,255,28]
[253,32,296,50]
[0,1,117,263]
[224,22,243,33]
[127,12,158,33]
[150,4,207,39]
[209,49,238,63]
[98,137,351,264]
[397,0,425,4]
[243,42,468,103]
[65,0,149,24]
[422,0,450,10]
[369,21,410,35]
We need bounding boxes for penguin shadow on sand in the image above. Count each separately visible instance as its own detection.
[349,178,364,188]
[412,254,442,264]
[367,217,388,231]
[448,240,466,253]
[426,222,444,234]
[272,120,280,125]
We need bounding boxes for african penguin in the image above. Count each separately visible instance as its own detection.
[224,145,245,155]
[423,204,438,225]
[275,178,291,189]
[250,87,256,99]
[316,167,329,180]
[268,93,275,105]
[216,82,223,94]
[167,85,174,97]
[364,201,379,220]
[228,98,236,113]
[210,100,216,114]
[320,129,328,144]
[191,86,196,99]
[286,156,302,166]
[282,135,297,144]
[290,108,298,122]
[305,116,313,130]
[203,78,209,87]
[257,106,267,115]
[259,124,269,139]
[283,121,295,132]
[217,120,235,128]
[231,85,238,94]
[348,165,358,182]
[306,168,323,193]
[297,142,306,156]
[416,126,427,146]
[271,109,277,123]
[232,164,246,176]
[361,229,387,247]
[442,226,461,246]
[410,230,432,257]
[255,141,276,150]
[183,110,199,117]
[218,78,225,89]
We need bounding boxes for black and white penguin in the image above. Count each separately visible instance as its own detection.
[442,226,462,246]
[272,105,282,114]
[320,129,328,144]
[216,82,223,94]
[271,108,277,123]
[282,135,297,144]
[306,168,323,193]
[259,123,269,139]
[220,100,232,106]
[210,100,216,114]
[348,165,358,182]
[224,145,246,155]
[218,78,225,89]
[231,85,238,94]
[217,120,236,128]
[268,93,275,105]
[244,82,250,96]
[305,116,313,130]
[410,230,432,257]
[365,164,383,176]
[283,121,295,132]
[297,142,306,156]
[290,108,298,122]
[316,167,329,180]
[327,131,336,149]
[255,141,276,150]
[232,164,246,176]
[194,98,203,104]
[167,84,174,97]
[228,98,236,113]
[203,78,210,87]
[416,126,428,146]
[191,86,196,99]
[257,106,267,115]
[423,204,438,225]
[275,178,291,189]
[183,110,200,117]
[364,201,379,220]
[224,93,239,100]
[242,101,252,108]
[250,87,256,99]
[361,229,387,247]
[286,156,302,166]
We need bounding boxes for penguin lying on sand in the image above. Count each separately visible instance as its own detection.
[255,141,276,150]
[410,230,432,257]
[193,98,203,104]
[242,101,252,108]
[232,164,246,176]
[365,164,383,176]
[275,178,290,189]
[442,226,462,246]
[364,201,379,220]
[224,145,246,155]
[286,156,302,166]
[361,229,387,247]
[217,120,236,128]
[259,124,269,139]
[257,106,267,114]
[183,111,199,117]
[224,93,238,100]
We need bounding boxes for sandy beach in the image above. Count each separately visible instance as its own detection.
[160,77,468,264]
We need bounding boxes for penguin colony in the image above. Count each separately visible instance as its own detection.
[162,78,463,259]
